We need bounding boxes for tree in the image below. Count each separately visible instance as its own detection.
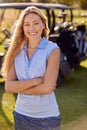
[56,0,74,5]
[80,0,87,9]
[0,0,31,3]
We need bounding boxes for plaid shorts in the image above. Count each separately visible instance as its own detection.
[13,111,61,130]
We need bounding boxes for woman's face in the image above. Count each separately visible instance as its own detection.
[23,13,45,41]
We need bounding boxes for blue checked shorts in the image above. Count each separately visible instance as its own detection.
[13,111,61,130]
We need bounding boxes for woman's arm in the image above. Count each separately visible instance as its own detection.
[21,48,60,95]
[5,63,43,93]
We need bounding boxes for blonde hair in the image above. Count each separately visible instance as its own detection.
[1,6,50,77]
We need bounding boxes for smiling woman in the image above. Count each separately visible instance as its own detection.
[23,12,45,58]
[1,6,61,130]
[23,12,45,60]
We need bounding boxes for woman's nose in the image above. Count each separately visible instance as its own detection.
[28,25,34,30]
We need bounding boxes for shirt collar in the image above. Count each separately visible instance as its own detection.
[37,37,48,49]
[23,37,48,50]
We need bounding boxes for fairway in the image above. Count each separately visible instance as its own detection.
[55,59,87,124]
[0,60,87,130]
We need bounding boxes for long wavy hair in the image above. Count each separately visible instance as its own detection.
[1,6,50,77]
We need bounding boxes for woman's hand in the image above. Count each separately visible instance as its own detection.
[34,77,44,86]
[5,62,44,93]
[21,48,60,95]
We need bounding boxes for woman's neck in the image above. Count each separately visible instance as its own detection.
[27,37,42,49]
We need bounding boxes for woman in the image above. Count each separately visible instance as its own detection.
[1,6,61,130]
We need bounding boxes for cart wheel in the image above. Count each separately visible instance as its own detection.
[0,52,5,77]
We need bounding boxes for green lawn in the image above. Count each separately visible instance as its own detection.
[0,82,16,130]
[0,60,87,130]
[55,59,87,124]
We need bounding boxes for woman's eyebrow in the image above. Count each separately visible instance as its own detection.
[24,20,40,23]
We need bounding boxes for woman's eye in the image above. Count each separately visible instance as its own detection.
[24,24,30,26]
[23,22,39,27]
[34,22,39,25]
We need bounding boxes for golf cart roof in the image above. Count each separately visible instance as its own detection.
[0,2,73,10]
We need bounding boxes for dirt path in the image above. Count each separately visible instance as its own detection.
[61,116,87,130]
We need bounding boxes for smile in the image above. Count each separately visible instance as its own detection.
[29,32,37,35]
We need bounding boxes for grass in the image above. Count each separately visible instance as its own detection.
[0,60,87,130]
[55,59,87,125]
[0,83,15,130]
